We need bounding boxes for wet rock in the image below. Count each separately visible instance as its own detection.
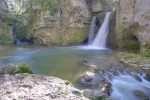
[79,72,102,86]
[133,90,149,100]
[144,73,150,81]
[131,74,142,82]
[101,83,112,96]
[82,60,97,69]
[0,74,88,100]
[83,89,105,99]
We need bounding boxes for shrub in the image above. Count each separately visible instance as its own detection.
[16,63,33,74]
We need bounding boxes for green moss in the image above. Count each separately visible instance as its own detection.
[47,0,60,14]
[118,23,141,51]
[50,27,88,46]
[94,96,105,100]
[141,48,150,57]
[98,14,105,23]
[0,34,12,44]
[125,40,140,51]
[143,54,150,58]
[16,64,33,74]
[51,32,63,46]
[62,27,88,46]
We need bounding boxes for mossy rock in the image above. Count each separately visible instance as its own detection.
[0,63,33,74]
[125,40,140,51]
[34,27,88,46]
[141,48,150,57]
[96,96,106,100]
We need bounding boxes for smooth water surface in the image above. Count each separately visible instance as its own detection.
[0,45,111,85]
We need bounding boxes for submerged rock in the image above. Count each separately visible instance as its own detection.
[145,73,150,81]
[83,89,105,99]
[0,74,88,100]
[79,72,102,86]
[131,74,142,82]
[133,90,149,100]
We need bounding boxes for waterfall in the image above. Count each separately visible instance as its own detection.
[88,16,100,45]
[90,12,111,49]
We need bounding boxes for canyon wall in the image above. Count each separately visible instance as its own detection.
[115,0,150,53]
[32,0,91,46]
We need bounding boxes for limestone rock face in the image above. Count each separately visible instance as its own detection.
[33,0,91,46]
[115,0,150,53]
[90,0,103,12]
[0,74,88,100]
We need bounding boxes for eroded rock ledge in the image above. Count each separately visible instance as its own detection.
[0,64,88,100]
[0,74,88,100]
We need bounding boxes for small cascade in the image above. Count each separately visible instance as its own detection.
[91,12,111,48]
[103,69,150,100]
[110,74,150,100]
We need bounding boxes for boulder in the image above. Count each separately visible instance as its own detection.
[133,90,149,100]
[79,72,102,87]
[0,74,88,100]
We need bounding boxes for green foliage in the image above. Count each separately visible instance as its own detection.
[0,34,12,44]
[143,54,150,58]
[13,22,27,39]
[16,64,33,74]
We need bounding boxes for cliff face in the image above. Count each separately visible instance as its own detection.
[31,0,112,46]
[115,0,150,53]
[33,0,91,46]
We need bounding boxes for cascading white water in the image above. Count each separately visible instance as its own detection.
[104,70,150,100]
[91,12,111,49]
[88,16,97,45]
[110,74,150,100]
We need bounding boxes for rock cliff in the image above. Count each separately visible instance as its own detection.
[32,0,91,46]
[115,0,150,53]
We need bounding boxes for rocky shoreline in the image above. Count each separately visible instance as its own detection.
[0,52,150,100]
[0,64,88,100]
